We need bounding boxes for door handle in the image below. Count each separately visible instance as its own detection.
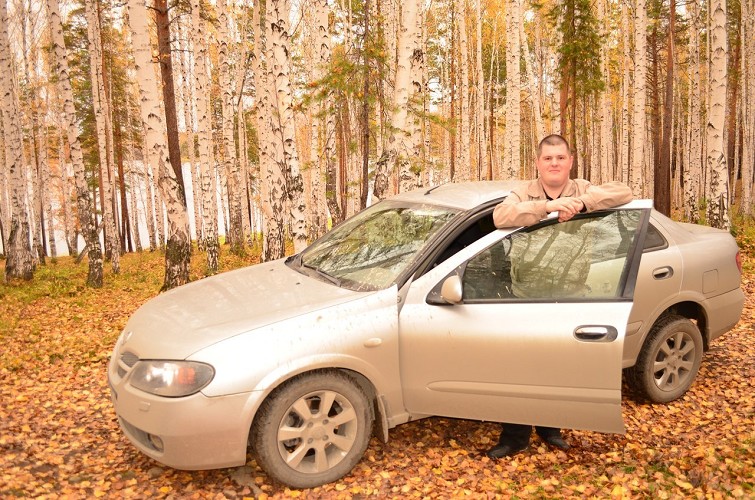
[574,325,618,342]
[652,266,674,280]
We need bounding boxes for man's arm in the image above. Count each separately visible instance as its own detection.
[577,181,633,212]
[492,192,550,227]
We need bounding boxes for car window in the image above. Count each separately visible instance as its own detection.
[298,201,459,291]
[431,214,497,268]
[643,223,667,251]
[462,210,644,301]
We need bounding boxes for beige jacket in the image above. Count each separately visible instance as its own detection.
[493,179,633,228]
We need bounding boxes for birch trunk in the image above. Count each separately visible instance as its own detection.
[706,0,730,229]
[46,0,103,286]
[631,0,648,196]
[191,0,219,271]
[311,0,334,234]
[598,0,611,183]
[457,0,471,180]
[504,0,521,179]
[176,18,202,242]
[267,0,307,252]
[17,5,45,265]
[251,0,285,260]
[374,0,421,198]
[685,2,703,222]
[218,0,244,254]
[1,0,34,281]
[85,0,120,273]
[521,11,545,144]
[740,0,754,214]
[475,0,487,180]
[127,0,191,288]
[620,4,630,183]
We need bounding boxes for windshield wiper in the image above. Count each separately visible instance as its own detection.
[302,262,342,286]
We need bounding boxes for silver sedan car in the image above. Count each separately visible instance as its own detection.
[108,181,744,488]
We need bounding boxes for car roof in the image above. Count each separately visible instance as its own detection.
[392,181,653,212]
[390,180,528,210]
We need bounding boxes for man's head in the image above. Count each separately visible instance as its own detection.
[536,134,573,192]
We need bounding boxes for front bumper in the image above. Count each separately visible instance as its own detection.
[109,369,262,470]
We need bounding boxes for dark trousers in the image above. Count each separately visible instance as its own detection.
[497,424,561,447]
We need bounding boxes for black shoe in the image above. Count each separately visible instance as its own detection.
[541,435,570,450]
[485,442,528,459]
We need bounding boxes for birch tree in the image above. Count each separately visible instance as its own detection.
[685,1,703,222]
[267,0,307,253]
[374,0,422,199]
[251,0,286,260]
[457,0,471,180]
[191,0,218,271]
[740,0,754,214]
[218,0,244,254]
[475,0,487,179]
[620,4,630,183]
[1,0,34,281]
[504,0,521,179]
[706,0,729,229]
[127,0,192,288]
[46,0,103,286]
[85,0,120,273]
[309,0,336,233]
[630,0,648,196]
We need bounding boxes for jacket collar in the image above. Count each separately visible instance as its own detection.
[528,179,578,199]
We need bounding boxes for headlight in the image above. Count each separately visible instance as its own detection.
[129,361,215,397]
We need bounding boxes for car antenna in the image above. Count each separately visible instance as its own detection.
[424,182,448,195]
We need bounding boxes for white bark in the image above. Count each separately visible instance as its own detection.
[127,0,192,288]
[740,0,754,214]
[374,0,422,198]
[218,0,243,253]
[251,0,285,260]
[85,0,120,273]
[621,4,631,184]
[310,0,333,236]
[706,0,729,229]
[598,0,611,183]
[46,0,103,286]
[475,0,487,179]
[0,0,34,280]
[457,0,471,180]
[685,2,703,222]
[630,0,647,196]
[267,0,307,252]
[190,0,219,271]
[520,12,544,145]
[504,0,521,179]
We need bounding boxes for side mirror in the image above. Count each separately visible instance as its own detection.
[439,274,463,304]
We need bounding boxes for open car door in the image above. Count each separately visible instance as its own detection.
[398,202,651,433]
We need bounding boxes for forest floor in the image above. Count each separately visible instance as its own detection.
[0,248,753,499]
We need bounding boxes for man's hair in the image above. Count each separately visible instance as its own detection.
[537,134,571,157]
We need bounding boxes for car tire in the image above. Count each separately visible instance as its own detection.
[250,371,374,489]
[627,314,703,403]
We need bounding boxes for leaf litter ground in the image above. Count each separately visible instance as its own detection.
[1,251,753,498]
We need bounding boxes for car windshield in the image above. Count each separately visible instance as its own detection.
[295,201,459,291]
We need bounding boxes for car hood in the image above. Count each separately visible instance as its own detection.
[118,258,365,359]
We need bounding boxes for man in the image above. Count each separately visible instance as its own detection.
[486,133,632,459]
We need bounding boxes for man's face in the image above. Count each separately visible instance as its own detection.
[536,143,573,190]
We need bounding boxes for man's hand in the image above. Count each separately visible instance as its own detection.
[545,197,584,222]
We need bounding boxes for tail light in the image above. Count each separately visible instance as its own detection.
[736,251,742,274]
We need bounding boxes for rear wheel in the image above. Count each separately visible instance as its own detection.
[250,371,373,488]
[627,314,703,403]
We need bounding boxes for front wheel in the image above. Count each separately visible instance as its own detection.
[250,371,373,489]
[627,314,703,403]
